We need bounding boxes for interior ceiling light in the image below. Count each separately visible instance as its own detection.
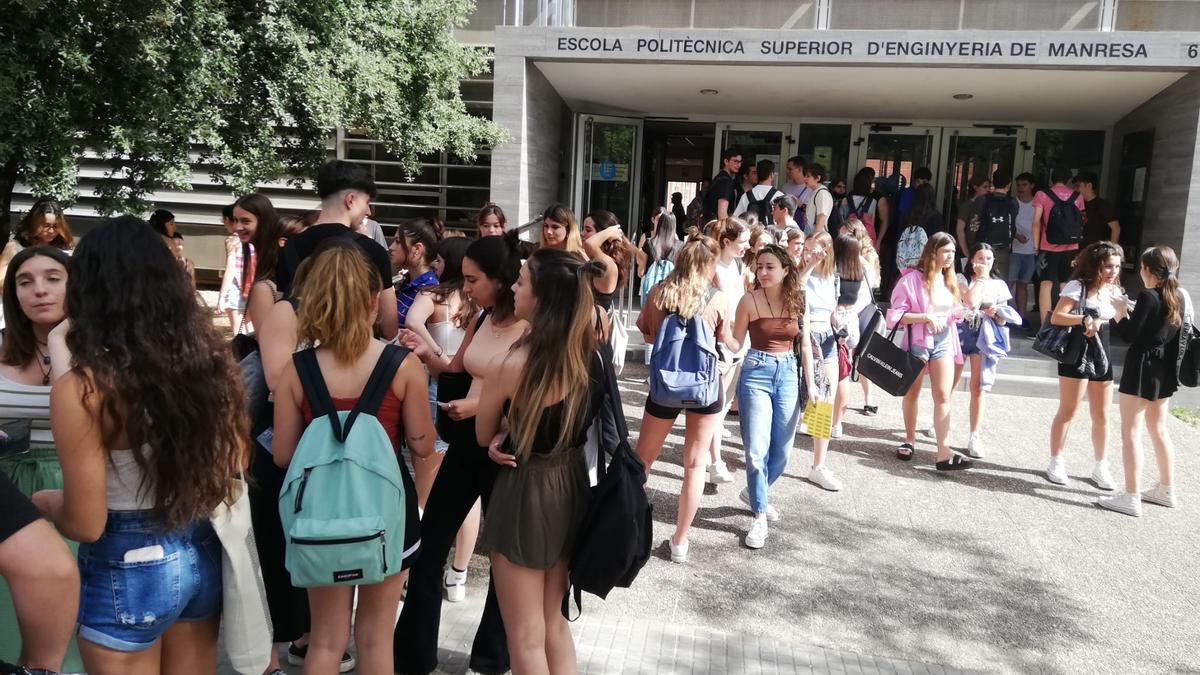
[700,89,719,95]
[953,93,974,100]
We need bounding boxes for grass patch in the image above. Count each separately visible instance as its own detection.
[1171,406,1200,427]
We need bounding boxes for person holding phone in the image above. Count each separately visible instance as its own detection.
[954,244,1015,458]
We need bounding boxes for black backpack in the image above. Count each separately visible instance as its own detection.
[1044,190,1084,245]
[743,186,778,224]
[976,193,1017,249]
[562,348,652,619]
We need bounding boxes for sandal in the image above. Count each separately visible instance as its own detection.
[936,454,974,471]
[896,443,915,461]
[862,405,878,417]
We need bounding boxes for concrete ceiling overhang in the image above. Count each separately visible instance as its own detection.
[534,61,1185,124]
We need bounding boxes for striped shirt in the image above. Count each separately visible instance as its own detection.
[0,373,53,449]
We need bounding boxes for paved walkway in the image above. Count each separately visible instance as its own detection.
[238,362,1199,675]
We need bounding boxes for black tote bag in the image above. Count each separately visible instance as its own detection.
[1033,300,1085,365]
[856,320,927,397]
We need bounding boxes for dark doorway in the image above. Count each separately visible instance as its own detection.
[638,121,714,238]
[1116,128,1154,261]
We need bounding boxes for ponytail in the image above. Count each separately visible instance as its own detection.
[1142,246,1182,326]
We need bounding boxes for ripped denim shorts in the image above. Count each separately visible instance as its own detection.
[76,510,222,652]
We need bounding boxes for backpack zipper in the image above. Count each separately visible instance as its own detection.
[291,530,384,546]
[381,532,388,574]
[293,467,313,513]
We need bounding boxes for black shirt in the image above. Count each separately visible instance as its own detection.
[703,171,738,223]
[276,222,393,297]
[1083,197,1119,246]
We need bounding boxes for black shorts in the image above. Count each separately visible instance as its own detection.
[1057,327,1114,382]
[0,471,40,545]
[644,394,722,420]
[1037,249,1078,285]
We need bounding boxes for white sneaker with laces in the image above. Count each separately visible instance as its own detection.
[830,423,843,439]
[966,433,984,459]
[707,463,734,484]
[738,487,779,521]
[1045,456,1069,485]
[1141,483,1177,508]
[443,567,467,603]
[744,517,768,549]
[808,464,843,492]
[1097,492,1142,517]
[669,537,689,563]
[1090,461,1116,491]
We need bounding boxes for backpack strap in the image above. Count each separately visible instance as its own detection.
[354,344,410,422]
[294,348,342,440]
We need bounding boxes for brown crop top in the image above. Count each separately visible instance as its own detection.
[748,318,798,353]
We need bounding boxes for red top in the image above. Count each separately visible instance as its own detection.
[748,317,799,353]
[302,389,404,451]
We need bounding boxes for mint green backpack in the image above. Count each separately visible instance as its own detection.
[279,344,408,587]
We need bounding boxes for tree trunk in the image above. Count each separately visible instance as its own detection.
[0,157,19,246]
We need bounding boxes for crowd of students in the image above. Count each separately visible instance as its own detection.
[0,152,1191,675]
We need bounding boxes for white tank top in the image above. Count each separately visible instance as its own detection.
[715,258,749,356]
[107,447,155,511]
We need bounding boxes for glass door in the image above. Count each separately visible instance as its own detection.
[858,125,940,195]
[936,127,1024,236]
[714,123,791,187]
[574,114,643,235]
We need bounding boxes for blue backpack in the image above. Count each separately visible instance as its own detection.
[279,344,408,588]
[639,259,674,305]
[648,288,720,409]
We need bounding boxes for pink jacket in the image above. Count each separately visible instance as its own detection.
[886,268,964,365]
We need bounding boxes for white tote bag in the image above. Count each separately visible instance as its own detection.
[210,476,273,675]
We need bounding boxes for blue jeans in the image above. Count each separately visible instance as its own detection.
[77,510,222,652]
[428,377,449,453]
[737,350,800,514]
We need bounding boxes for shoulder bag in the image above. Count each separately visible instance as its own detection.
[855,321,927,397]
[1033,295,1085,365]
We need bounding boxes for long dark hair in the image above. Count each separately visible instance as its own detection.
[16,199,74,249]
[465,234,521,322]
[1071,241,1124,293]
[234,193,281,239]
[834,233,865,282]
[65,216,246,529]
[476,204,507,235]
[586,209,631,290]
[851,167,875,197]
[965,243,1002,281]
[1141,246,1182,327]
[251,212,305,284]
[905,183,937,229]
[1,246,70,367]
[429,236,474,328]
[506,249,602,458]
[397,218,439,267]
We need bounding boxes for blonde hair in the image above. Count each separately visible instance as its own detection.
[842,219,880,281]
[507,250,601,458]
[654,234,721,319]
[541,203,584,254]
[296,243,382,364]
[808,231,836,278]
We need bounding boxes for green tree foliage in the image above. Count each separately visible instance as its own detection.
[0,0,505,236]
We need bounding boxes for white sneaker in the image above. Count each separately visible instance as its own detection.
[922,426,935,438]
[1090,461,1116,492]
[744,517,768,549]
[707,463,734,484]
[669,537,689,563]
[1045,456,1069,485]
[1096,492,1142,517]
[1141,483,1178,508]
[966,433,984,459]
[443,567,467,603]
[739,487,779,521]
[830,423,843,439]
[808,464,843,492]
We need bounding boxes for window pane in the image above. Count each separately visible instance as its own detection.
[831,0,960,30]
[833,0,1100,30]
[574,0,817,28]
[796,124,852,187]
[1030,129,1106,190]
[1117,0,1200,31]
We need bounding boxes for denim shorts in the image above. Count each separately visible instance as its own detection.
[77,510,222,652]
[1009,253,1036,283]
[911,327,955,362]
[812,328,838,365]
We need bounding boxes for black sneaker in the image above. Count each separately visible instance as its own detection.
[288,642,357,672]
